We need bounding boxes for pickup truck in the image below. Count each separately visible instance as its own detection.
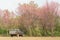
[9,29,24,37]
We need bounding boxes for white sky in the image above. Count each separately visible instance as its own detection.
[0,0,60,12]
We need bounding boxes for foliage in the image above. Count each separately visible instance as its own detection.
[0,1,59,36]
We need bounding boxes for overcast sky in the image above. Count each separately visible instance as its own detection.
[0,0,60,12]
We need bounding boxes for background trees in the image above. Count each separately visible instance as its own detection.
[0,1,59,36]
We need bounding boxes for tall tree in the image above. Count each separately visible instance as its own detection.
[40,1,59,36]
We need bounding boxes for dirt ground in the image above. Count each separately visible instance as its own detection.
[0,37,60,40]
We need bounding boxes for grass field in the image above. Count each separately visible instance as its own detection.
[0,37,60,40]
